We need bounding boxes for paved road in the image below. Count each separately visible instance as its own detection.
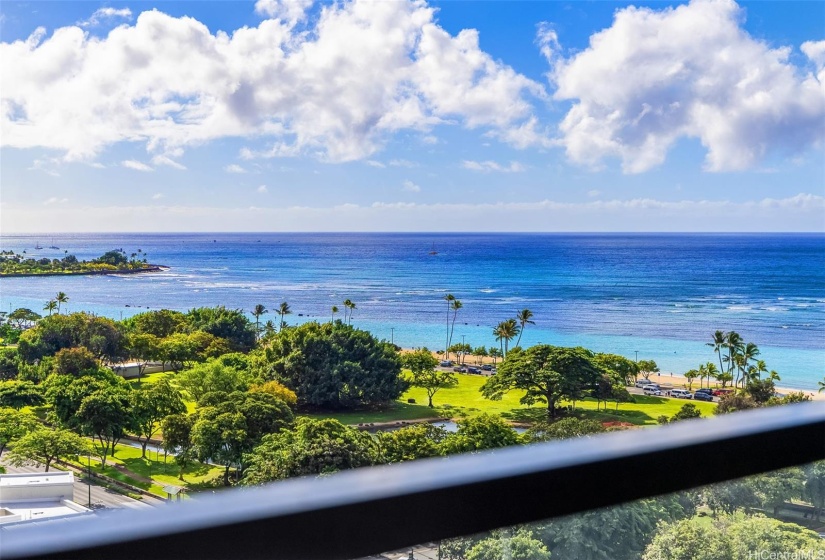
[1,459,165,510]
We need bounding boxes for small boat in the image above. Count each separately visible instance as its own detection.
[429,243,438,255]
[49,238,59,249]
[34,242,43,250]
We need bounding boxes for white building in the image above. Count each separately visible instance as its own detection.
[0,472,90,526]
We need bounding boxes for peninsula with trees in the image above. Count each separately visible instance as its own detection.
[0,249,166,277]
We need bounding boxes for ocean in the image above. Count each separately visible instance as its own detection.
[1,233,823,390]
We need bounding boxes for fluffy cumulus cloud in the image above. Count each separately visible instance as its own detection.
[548,0,825,173]
[1,0,545,164]
[80,7,133,28]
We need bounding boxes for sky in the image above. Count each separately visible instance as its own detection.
[1,0,823,232]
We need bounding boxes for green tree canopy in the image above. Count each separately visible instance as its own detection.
[243,417,376,485]
[44,368,124,429]
[0,380,44,409]
[7,427,90,472]
[376,423,447,463]
[53,346,98,376]
[17,313,126,364]
[403,347,457,407]
[481,345,601,418]
[467,531,551,560]
[441,413,520,454]
[130,378,186,458]
[523,417,606,443]
[185,306,256,352]
[0,407,39,455]
[76,387,132,469]
[161,413,196,480]
[263,321,407,409]
[175,358,252,404]
[0,347,21,380]
[123,309,187,337]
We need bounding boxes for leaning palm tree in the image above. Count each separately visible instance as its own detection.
[448,299,462,356]
[55,292,69,314]
[704,362,719,389]
[514,309,535,348]
[252,304,268,338]
[444,294,455,358]
[331,306,339,323]
[697,363,708,390]
[277,302,292,331]
[707,330,727,378]
[343,299,353,323]
[818,377,825,393]
[43,300,57,316]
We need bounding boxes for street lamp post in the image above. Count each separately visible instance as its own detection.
[390,328,394,345]
[635,350,639,363]
[87,452,92,508]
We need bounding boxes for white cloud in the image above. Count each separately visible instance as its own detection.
[257,185,268,193]
[43,197,68,205]
[365,160,386,168]
[389,159,417,167]
[548,0,825,173]
[152,193,164,200]
[254,0,313,26]
[7,193,822,233]
[122,160,153,172]
[402,180,421,192]
[462,160,525,173]
[151,155,186,170]
[80,7,132,28]
[224,164,247,174]
[1,1,545,164]
[587,189,601,198]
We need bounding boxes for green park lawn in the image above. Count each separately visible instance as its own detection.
[66,441,224,498]
[312,374,717,427]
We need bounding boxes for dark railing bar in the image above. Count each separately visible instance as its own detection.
[2,402,824,560]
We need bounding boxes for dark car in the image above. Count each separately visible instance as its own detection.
[693,391,714,402]
[695,388,713,395]
[467,367,481,374]
[453,366,467,373]
[481,365,492,371]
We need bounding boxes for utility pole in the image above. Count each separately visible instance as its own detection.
[390,328,394,345]
[635,350,639,363]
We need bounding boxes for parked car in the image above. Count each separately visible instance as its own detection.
[439,360,453,367]
[670,389,693,399]
[695,388,713,395]
[712,388,734,397]
[453,366,467,373]
[481,365,492,371]
[693,391,714,402]
[490,368,497,374]
[643,385,663,396]
[635,379,654,388]
[467,367,481,374]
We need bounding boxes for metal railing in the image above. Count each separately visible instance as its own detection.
[2,402,824,560]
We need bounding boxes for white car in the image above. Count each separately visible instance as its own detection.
[635,379,653,388]
[670,389,693,399]
[643,385,663,396]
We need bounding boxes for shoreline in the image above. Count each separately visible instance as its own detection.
[0,265,168,278]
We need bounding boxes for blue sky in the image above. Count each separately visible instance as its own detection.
[1,0,823,232]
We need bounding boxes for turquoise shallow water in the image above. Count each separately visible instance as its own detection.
[1,233,823,389]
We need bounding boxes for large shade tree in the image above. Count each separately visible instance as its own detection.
[481,345,601,418]
[262,321,407,409]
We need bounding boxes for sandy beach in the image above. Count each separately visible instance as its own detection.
[408,348,825,402]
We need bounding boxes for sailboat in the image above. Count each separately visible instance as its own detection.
[34,242,43,250]
[429,243,438,255]
[49,238,59,249]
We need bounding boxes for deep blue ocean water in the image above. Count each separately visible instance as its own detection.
[1,233,823,389]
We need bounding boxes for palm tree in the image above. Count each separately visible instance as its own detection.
[494,319,520,358]
[705,362,719,388]
[707,330,726,377]
[444,294,455,358]
[54,292,69,314]
[43,300,57,316]
[343,299,356,324]
[818,377,825,393]
[331,306,339,323]
[697,363,708,390]
[252,304,268,339]
[723,331,744,381]
[514,309,534,348]
[263,320,276,337]
[448,299,462,357]
[277,301,292,331]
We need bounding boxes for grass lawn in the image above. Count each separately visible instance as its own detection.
[67,441,224,498]
[129,371,197,413]
[312,374,717,427]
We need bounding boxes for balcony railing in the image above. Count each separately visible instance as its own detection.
[2,402,824,560]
